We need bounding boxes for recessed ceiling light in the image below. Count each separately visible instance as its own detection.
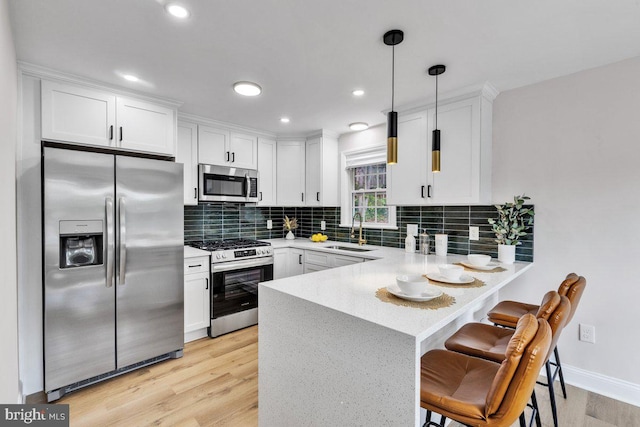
[123,74,139,82]
[352,89,365,96]
[233,81,262,97]
[349,122,369,131]
[280,117,290,123]
[165,4,190,18]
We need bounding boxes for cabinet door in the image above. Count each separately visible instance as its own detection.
[116,97,176,156]
[387,112,428,206]
[305,137,322,206]
[177,121,199,205]
[427,98,480,204]
[198,125,229,166]
[289,248,305,276]
[184,272,210,333]
[273,248,288,279]
[276,141,306,206]
[41,80,116,147]
[229,133,258,169]
[258,138,277,206]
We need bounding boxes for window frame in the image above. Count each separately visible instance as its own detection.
[339,146,397,230]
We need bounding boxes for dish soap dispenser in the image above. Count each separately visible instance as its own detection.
[405,229,416,253]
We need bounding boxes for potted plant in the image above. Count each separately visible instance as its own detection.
[488,195,534,264]
[283,216,298,240]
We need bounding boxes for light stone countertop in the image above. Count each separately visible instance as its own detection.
[183,245,211,258]
[259,238,533,342]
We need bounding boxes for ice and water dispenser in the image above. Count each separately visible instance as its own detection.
[59,220,104,268]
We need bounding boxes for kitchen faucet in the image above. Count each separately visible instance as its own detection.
[350,212,367,246]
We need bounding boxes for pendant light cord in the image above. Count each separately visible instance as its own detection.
[391,45,395,111]
[435,73,438,129]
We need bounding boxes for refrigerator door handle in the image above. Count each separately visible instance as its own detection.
[105,198,115,288]
[118,197,127,286]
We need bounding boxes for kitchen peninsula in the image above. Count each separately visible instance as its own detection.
[258,242,532,426]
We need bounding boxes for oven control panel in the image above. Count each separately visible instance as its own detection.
[235,249,257,258]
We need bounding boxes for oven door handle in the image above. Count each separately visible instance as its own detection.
[211,257,273,272]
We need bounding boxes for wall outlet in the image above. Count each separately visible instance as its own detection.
[579,324,596,344]
[469,226,479,241]
[407,224,418,236]
[267,220,273,230]
[320,220,326,231]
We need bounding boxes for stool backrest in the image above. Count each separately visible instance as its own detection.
[544,295,571,362]
[485,314,551,420]
[485,315,552,420]
[535,290,561,320]
[558,274,586,325]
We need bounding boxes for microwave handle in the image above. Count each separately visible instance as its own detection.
[245,174,251,198]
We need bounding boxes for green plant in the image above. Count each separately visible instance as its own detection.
[488,195,534,246]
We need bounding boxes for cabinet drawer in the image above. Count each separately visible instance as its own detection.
[304,263,331,274]
[305,250,331,267]
[334,254,365,267]
[184,256,209,275]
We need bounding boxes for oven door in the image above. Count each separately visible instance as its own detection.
[210,257,273,320]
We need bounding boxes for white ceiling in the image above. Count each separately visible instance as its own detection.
[8,0,640,136]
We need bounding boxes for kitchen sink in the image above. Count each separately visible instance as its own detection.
[325,245,372,253]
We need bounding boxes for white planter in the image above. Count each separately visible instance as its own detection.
[498,244,516,264]
[286,230,295,240]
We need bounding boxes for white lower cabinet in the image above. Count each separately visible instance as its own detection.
[274,247,367,278]
[289,248,305,277]
[183,256,210,342]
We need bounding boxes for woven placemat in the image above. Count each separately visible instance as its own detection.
[375,287,455,310]
[453,262,506,273]
[423,275,486,288]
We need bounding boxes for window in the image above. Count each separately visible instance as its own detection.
[340,146,397,229]
[351,163,389,224]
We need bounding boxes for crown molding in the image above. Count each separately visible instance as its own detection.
[18,61,183,108]
[178,112,277,139]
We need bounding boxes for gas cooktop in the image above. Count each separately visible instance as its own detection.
[189,238,271,251]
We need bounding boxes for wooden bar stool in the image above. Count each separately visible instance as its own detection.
[445,291,571,427]
[420,314,552,427]
[486,273,586,404]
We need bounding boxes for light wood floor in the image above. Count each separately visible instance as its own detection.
[36,325,639,426]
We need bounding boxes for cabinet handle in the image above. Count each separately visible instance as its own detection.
[109,125,113,141]
[188,264,202,268]
[298,254,302,264]
[421,185,425,198]
[427,185,432,198]
[259,191,263,201]
[301,193,304,202]
[205,278,209,290]
[119,127,123,142]
[194,188,197,199]
[316,192,320,202]
[226,151,230,162]
[232,152,235,163]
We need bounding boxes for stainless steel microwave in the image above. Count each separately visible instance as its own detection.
[198,164,259,203]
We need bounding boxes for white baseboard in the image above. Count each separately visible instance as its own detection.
[558,364,640,407]
[184,328,208,343]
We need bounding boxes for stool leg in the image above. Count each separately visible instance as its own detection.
[519,412,527,427]
[554,346,568,399]
[546,360,559,427]
[531,389,542,427]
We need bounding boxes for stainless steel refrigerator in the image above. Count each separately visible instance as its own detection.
[43,145,184,401]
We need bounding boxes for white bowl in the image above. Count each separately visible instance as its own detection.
[467,254,491,267]
[438,264,464,281]
[395,274,428,296]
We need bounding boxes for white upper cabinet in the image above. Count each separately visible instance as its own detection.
[387,112,429,206]
[387,91,493,205]
[198,125,257,169]
[41,80,116,148]
[257,137,277,206]
[276,140,306,206]
[305,134,339,207]
[176,121,198,205]
[116,97,175,155]
[41,80,176,156]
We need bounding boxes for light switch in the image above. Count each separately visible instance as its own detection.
[320,220,326,231]
[267,220,273,230]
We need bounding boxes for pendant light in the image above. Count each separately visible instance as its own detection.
[429,64,446,172]
[383,29,404,164]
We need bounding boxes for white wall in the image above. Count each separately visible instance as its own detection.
[0,0,21,403]
[493,56,640,401]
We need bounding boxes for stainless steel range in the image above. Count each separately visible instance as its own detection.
[189,239,273,337]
